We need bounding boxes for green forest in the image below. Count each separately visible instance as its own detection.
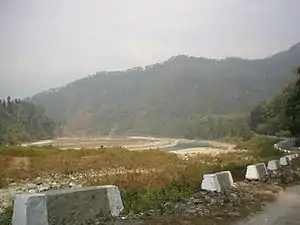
[182,115,252,140]
[250,67,300,139]
[0,97,57,144]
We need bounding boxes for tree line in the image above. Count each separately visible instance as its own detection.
[0,97,57,144]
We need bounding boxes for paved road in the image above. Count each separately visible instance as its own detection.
[277,138,300,152]
[236,185,300,225]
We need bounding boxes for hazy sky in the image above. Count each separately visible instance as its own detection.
[1,0,300,98]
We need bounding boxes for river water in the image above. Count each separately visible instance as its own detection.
[162,140,215,151]
[26,137,217,151]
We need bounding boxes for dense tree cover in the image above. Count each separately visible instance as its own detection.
[183,115,252,140]
[0,97,57,143]
[284,67,300,137]
[30,42,300,138]
[250,67,300,138]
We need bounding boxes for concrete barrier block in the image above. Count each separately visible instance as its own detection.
[245,163,267,180]
[12,185,123,225]
[287,155,295,161]
[201,171,234,192]
[201,174,221,192]
[12,193,48,225]
[280,156,290,166]
[290,154,298,160]
[267,160,281,171]
[216,171,234,189]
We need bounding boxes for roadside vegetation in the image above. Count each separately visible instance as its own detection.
[235,135,283,160]
[250,66,300,145]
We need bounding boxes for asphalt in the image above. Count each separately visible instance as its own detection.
[236,185,300,225]
[257,135,300,152]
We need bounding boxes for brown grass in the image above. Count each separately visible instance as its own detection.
[0,146,183,180]
[89,151,255,192]
[0,145,254,188]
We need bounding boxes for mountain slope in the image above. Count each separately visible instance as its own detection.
[30,42,300,137]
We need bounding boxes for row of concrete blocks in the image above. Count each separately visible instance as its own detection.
[274,143,299,153]
[201,171,234,192]
[246,154,298,180]
[201,154,299,192]
[274,143,288,152]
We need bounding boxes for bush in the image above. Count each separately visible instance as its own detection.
[121,179,199,213]
[236,135,283,160]
[275,130,292,138]
[0,206,13,225]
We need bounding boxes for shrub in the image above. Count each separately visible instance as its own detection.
[275,130,292,138]
[0,206,13,225]
[236,135,283,160]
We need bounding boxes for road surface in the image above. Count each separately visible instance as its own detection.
[236,185,300,225]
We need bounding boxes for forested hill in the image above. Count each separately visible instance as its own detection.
[30,42,300,137]
[0,97,57,143]
[250,67,300,138]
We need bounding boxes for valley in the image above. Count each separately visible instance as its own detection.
[2,2,300,224]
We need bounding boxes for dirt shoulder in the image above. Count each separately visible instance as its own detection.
[235,184,300,225]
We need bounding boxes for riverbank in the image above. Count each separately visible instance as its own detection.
[23,136,180,150]
[22,137,234,155]
[170,140,241,157]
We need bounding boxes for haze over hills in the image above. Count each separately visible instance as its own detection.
[29,42,300,137]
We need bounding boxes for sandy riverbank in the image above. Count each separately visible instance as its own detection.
[23,136,180,150]
[22,137,240,156]
[170,140,239,157]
